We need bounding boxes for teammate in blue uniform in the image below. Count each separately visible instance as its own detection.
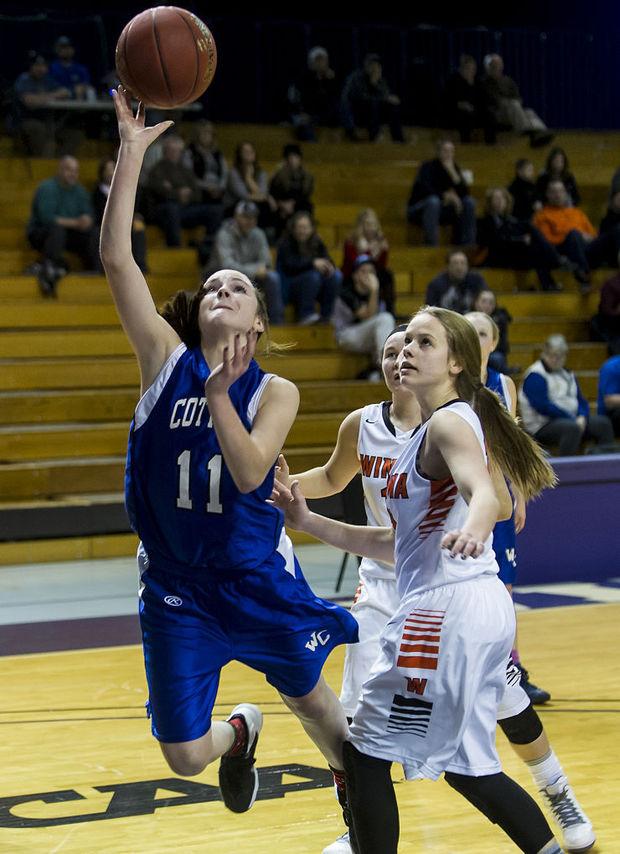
[100,87,358,814]
[466,311,551,704]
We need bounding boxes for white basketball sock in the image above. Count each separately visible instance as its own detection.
[527,748,564,789]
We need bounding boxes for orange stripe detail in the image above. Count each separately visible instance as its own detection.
[399,643,440,654]
[396,655,439,670]
[401,633,442,643]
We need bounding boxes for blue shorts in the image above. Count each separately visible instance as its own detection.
[493,515,517,586]
[139,550,359,743]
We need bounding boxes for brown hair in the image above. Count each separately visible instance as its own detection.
[159,280,288,355]
[417,306,556,500]
[484,186,513,216]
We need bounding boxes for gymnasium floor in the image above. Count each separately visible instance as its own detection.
[1,545,618,852]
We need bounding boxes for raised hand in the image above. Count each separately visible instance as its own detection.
[269,479,311,531]
[112,85,174,151]
[441,529,485,560]
[204,331,258,397]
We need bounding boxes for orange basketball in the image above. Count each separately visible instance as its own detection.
[115,6,217,108]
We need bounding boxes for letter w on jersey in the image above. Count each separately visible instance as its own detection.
[305,630,331,652]
[397,609,445,670]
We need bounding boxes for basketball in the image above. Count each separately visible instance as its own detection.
[115,6,217,109]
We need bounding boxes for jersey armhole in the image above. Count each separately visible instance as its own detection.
[134,343,187,430]
[247,372,275,424]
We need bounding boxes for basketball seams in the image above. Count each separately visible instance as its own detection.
[151,7,174,103]
[174,9,201,105]
[115,7,216,108]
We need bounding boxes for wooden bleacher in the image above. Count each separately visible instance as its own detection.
[0,126,615,564]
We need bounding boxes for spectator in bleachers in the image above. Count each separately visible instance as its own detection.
[342,208,395,314]
[442,54,495,144]
[518,334,614,455]
[473,288,512,374]
[591,272,620,355]
[481,54,553,148]
[407,139,476,246]
[27,155,100,296]
[225,141,277,238]
[269,143,315,239]
[536,147,580,206]
[143,134,222,249]
[341,53,404,143]
[332,255,395,380]
[206,200,284,324]
[288,46,340,142]
[183,121,229,210]
[476,187,560,291]
[599,189,620,236]
[276,212,341,324]
[508,158,542,223]
[93,157,147,273]
[425,249,486,313]
[533,180,620,293]
[49,36,95,101]
[598,353,620,437]
[11,51,81,157]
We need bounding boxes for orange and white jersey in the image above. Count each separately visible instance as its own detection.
[385,400,498,600]
[357,402,415,580]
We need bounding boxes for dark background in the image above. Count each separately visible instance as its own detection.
[2,2,619,127]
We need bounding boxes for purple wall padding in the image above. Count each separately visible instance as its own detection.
[516,454,620,584]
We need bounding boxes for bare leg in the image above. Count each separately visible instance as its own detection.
[159,720,235,776]
[280,675,349,769]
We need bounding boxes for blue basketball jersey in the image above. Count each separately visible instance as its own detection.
[486,367,511,410]
[485,367,517,583]
[125,343,283,578]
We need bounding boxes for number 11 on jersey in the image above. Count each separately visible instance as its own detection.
[176,450,223,514]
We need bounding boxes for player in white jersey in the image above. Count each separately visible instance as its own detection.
[272,307,562,853]
[285,320,594,853]
[283,325,419,725]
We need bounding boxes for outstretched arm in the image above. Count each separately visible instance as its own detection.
[100,87,180,392]
[271,479,395,564]
[291,409,362,497]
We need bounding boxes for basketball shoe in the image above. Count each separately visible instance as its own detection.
[540,776,596,853]
[218,703,262,813]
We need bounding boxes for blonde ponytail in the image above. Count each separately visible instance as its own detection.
[417,305,557,500]
[474,385,557,501]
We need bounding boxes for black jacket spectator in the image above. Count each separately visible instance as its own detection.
[408,157,470,207]
[508,176,539,222]
[536,147,580,206]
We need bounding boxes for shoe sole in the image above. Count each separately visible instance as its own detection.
[565,835,596,853]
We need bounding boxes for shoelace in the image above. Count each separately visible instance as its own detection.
[543,786,584,829]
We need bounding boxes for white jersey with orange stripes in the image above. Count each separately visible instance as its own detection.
[385,400,499,602]
[357,401,415,581]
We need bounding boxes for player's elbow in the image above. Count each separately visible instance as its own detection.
[234,469,269,494]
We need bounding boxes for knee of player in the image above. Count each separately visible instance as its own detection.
[498,703,543,745]
[162,748,209,777]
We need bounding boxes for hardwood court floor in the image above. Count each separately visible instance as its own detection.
[1,603,617,853]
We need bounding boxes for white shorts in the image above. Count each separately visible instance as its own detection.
[340,572,401,716]
[349,575,516,780]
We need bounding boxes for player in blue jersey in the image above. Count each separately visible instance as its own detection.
[99,87,358,814]
[465,311,551,703]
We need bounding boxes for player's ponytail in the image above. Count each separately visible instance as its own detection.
[418,306,556,501]
[160,289,202,347]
